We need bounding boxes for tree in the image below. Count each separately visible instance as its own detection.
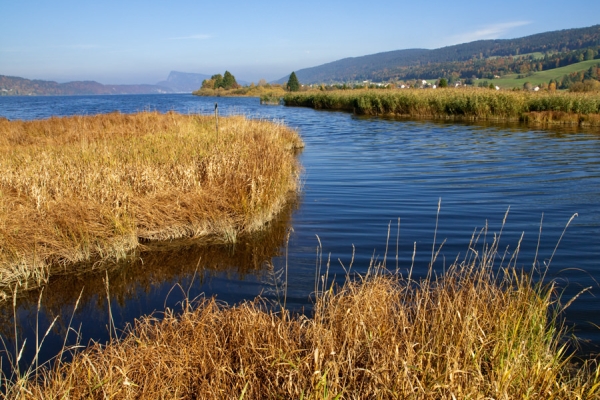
[221,71,238,89]
[211,74,223,89]
[438,78,448,88]
[585,49,596,61]
[286,72,300,92]
[570,80,600,92]
[201,79,216,89]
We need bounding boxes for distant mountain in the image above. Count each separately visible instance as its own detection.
[0,71,246,96]
[0,75,175,96]
[156,71,212,92]
[156,71,251,92]
[276,24,600,84]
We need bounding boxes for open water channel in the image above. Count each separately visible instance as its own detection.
[1,94,599,374]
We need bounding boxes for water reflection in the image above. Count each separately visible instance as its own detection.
[0,193,300,375]
[1,94,600,375]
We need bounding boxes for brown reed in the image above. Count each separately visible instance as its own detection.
[5,228,600,399]
[0,112,303,299]
[193,85,287,98]
[284,88,600,126]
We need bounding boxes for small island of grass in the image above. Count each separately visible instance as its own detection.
[0,112,304,299]
[192,70,287,99]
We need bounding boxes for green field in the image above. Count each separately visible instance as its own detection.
[490,59,600,89]
[487,51,547,61]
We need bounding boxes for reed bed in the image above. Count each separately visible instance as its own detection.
[4,229,600,399]
[0,112,303,299]
[193,85,287,98]
[284,88,600,126]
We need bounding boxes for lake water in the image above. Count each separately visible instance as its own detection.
[1,94,599,374]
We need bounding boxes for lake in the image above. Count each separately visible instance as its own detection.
[1,94,599,374]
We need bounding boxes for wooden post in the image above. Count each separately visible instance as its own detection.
[214,102,219,140]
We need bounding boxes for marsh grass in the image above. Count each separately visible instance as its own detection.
[193,85,287,98]
[284,88,600,126]
[4,220,600,399]
[0,112,303,299]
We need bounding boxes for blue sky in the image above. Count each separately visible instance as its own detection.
[1,0,599,84]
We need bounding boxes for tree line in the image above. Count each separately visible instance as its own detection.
[368,46,600,82]
[201,71,239,90]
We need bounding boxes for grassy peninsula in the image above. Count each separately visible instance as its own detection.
[193,85,286,99]
[5,234,600,399]
[284,88,600,126]
[0,112,303,299]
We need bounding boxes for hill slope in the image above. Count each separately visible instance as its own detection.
[0,75,175,96]
[489,59,600,89]
[156,71,212,93]
[0,71,221,96]
[277,24,600,84]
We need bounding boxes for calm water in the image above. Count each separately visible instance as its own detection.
[1,94,600,373]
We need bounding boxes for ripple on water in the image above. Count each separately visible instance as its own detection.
[1,94,599,372]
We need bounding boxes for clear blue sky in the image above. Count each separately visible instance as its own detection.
[1,0,598,84]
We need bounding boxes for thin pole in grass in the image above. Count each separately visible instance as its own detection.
[214,102,219,140]
[431,198,441,266]
[283,228,294,311]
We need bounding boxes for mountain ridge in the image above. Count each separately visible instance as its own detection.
[0,71,249,96]
[276,24,600,84]
[157,71,212,93]
[0,71,216,96]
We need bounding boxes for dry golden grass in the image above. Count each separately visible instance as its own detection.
[284,88,600,126]
[0,197,299,339]
[193,85,287,98]
[5,229,600,399]
[0,112,303,299]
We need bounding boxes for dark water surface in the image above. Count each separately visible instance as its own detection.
[1,94,599,374]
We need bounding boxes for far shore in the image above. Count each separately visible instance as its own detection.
[283,88,600,127]
[192,85,286,98]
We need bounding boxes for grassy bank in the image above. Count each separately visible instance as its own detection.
[4,234,599,399]
[0,112,303,299]
[284,88,600,126]
[193,85,286,98]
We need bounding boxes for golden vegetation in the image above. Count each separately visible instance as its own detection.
[5,229,600,399]
[0,112,303,299]
[193,84,286,98]
[284,88,600,126]
[0,197,300,339]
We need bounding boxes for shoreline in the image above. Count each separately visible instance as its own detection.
[283,88,600,127]
[192,86,286,98]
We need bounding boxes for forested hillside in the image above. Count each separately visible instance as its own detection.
[0,75,175,96]
[279,25,600,84]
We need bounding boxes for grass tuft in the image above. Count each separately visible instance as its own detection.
[4,226,599,399]
[0,112,303,299]
[284,88,600,126]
